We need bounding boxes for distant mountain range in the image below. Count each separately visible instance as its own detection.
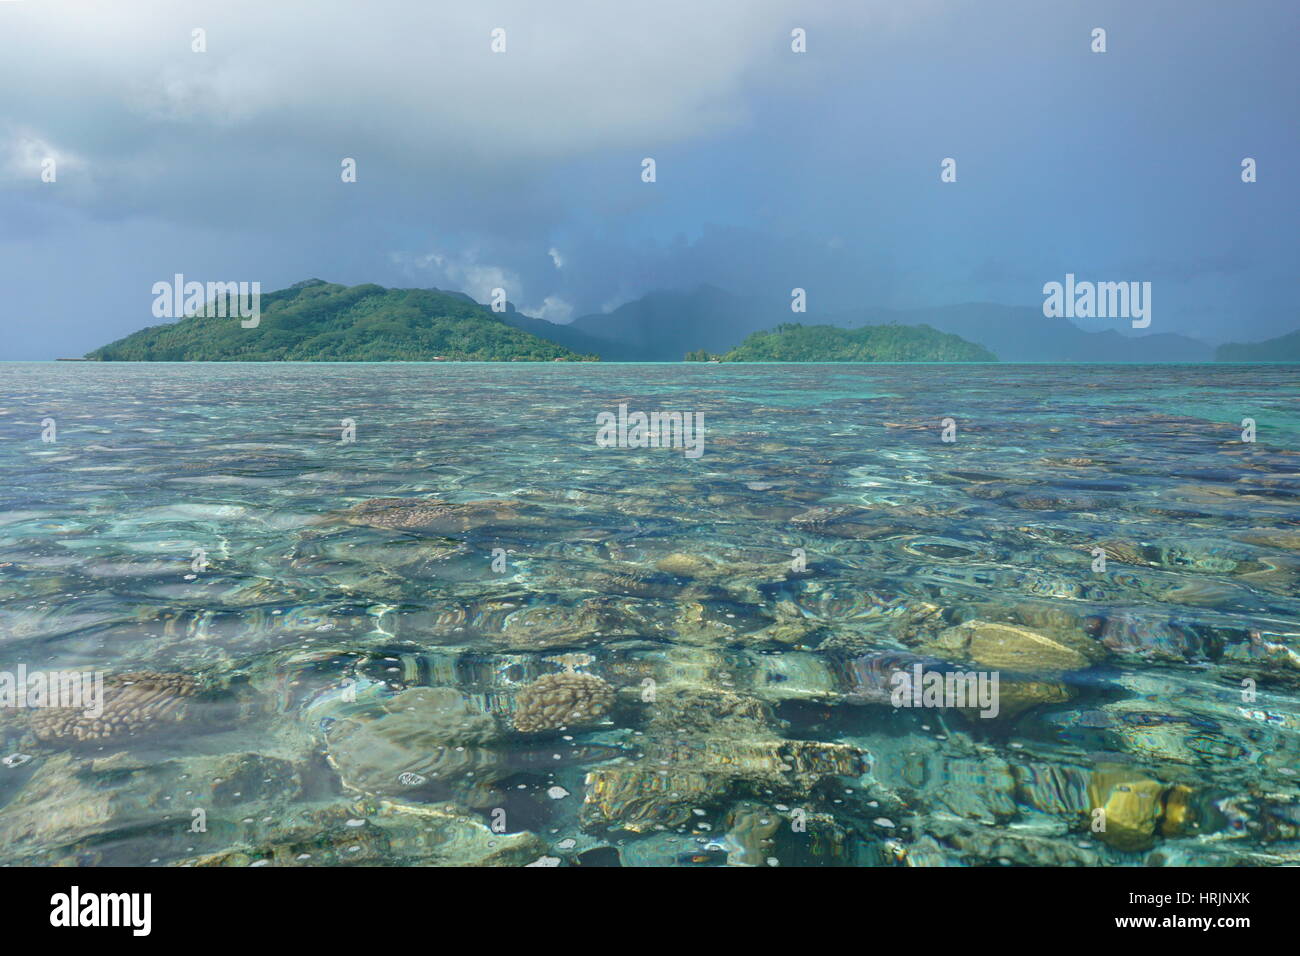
[830,302,1215,363]
[1215,329,1300,362]
[557,286,777,361]
[537,286,1229,363]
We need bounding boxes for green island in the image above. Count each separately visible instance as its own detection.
[86,280,598,362]
[713,322,998,362]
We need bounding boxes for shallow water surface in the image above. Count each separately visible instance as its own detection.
[0,362,1297,866]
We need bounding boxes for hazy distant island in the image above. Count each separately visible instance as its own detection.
[1215,329,1300,362]
[705,322,998,362]
[87,280,599,362]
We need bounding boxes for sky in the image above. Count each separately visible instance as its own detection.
[0,0,1296,359]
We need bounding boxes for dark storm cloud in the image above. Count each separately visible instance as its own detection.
[0,0,1295,357]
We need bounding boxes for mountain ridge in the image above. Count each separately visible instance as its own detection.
[1216,329,1300,362]
[86,279,1296,363]
[86,281,597,362]
[551,287,1220,363]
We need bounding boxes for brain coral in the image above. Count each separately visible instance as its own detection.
[512,673,615,733]
[29,671,203,743]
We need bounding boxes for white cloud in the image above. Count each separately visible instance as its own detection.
[1,129,86,182]
[390,249,520,305]
[526,295,573,322]
[391,249,574,321]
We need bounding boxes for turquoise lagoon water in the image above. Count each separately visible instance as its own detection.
[0,361,1297,866]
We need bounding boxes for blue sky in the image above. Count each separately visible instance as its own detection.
[1,0,1296,358]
